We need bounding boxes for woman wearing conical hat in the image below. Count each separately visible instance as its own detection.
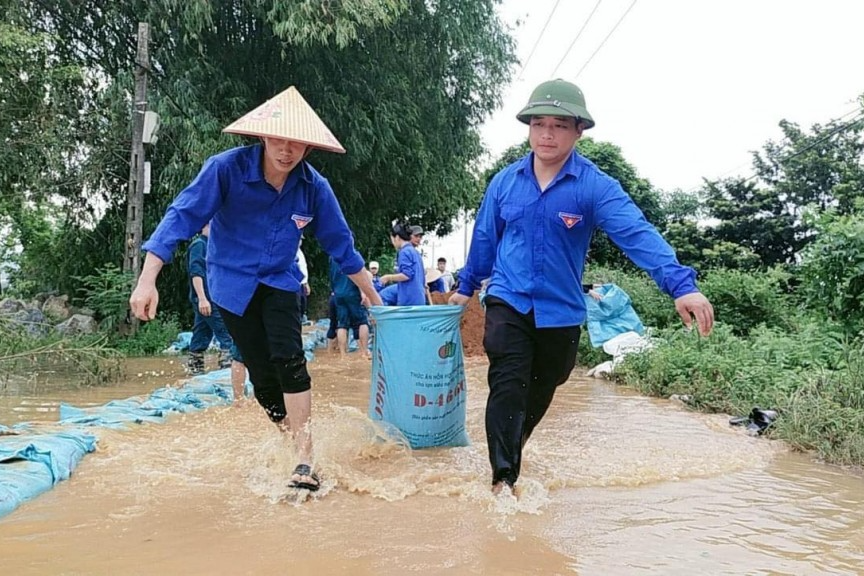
[130,87,383,492]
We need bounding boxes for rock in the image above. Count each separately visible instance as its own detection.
[0,298,27,314]
[33,291,57,305]
[669,394,691,405]
[9,308,49,337]
[55,313,97,335]
[42,294,71,321]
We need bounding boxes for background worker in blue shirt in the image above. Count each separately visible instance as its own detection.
[129,86,383,492]
[186,223,235,375]
[328,257,371,358]
[449,78,714,495]
[379,223,427,306]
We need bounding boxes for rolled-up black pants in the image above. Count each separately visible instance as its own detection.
[482,296,580,487]
[218,284,311,422]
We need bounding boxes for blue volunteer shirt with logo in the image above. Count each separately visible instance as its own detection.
[142,144,364,316]
[458,150,698,328]
[396,243,426,306]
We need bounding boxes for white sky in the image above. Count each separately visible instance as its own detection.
[424,0,864,271]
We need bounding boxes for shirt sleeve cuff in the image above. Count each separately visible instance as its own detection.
[142,241,173,265]
[666,267,699,299]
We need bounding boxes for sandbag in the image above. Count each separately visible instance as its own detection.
[368,305,469,449]
[585,284,644,347]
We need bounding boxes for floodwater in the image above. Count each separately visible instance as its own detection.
[1,354,864,575]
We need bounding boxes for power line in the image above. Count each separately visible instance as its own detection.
[683,108,864,194]
[551,0,603,78]
[517,0,563,81]
[575,0,638,79]
[740,109,864,183]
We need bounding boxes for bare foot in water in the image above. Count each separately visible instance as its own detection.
[492,481,511,496]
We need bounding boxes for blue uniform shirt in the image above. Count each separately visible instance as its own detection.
[329,257,360,299]
[186,234,209,302]
[396,243,426,306]
[143,144,364,316]
[458,150,697,328]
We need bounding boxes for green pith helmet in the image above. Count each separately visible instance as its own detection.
[516,78,595,129]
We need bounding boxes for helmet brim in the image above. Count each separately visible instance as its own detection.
[516,103,595,129]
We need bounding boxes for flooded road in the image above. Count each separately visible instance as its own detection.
[1,354,863,575]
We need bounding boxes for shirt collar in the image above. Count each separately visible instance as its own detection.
[244,144,313,184]
[517,149,584,180]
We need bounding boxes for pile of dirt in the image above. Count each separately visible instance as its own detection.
[429,292,485,357]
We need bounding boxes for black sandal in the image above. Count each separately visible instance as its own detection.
[289,464,321,492]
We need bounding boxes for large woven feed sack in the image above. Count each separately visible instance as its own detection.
[368,305,469,449]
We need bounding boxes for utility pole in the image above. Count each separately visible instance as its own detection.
[123,22,149,333]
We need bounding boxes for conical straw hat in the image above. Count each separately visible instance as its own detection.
[223,86,346,153]
[425,268,443,284]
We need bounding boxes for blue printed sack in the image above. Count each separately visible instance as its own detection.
[368,305,469,449]
[585,284,645,347]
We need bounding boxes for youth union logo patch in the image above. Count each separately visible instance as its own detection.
[558,212,583,228]
[291,214,313,229]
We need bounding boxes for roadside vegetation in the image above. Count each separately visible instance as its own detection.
[2,1,864,465]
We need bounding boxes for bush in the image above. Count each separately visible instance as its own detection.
[112,315,182,356]
[72,263,134,330]
[611,317,864,465]
[698,267,796,335]
[797,211,864,335]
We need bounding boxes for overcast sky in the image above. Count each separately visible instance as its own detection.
[426,0,864,270]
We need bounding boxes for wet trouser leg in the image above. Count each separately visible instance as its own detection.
[483,296,580,487]
[219,284,310,423]
[189,304,214,353]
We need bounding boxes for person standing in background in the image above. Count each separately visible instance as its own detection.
[296,236,310,324]
[328,257,371,358]
[368,260,383,292]
[409,225,424,249]
[186,223,234,375]
[437,257,454,293]
[379,223,426,306]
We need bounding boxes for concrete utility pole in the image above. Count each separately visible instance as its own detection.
[123,22,149,333]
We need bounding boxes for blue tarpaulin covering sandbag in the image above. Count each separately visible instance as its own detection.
[56,370,236,428]
[368,305,469,449]
[0,330,342,519]
[0,370,242,519]
[0,430,96,518]
[585,284,645,347]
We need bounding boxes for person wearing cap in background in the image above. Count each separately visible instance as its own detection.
[409,225,424,249]
[129,86,383,493]
[368,260,383,292]
[379,223,426,306]
[449,78,714,495]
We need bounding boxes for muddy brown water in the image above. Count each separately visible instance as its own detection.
[1,354,863,575]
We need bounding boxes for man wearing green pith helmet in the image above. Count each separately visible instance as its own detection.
[450,79,715,494]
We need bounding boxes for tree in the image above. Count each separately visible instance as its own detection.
[701,177,798,267]
[698,110,864,268]
[6,0,517,316]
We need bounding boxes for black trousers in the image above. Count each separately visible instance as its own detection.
[482,296,580,487]
[218,284,311,422]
